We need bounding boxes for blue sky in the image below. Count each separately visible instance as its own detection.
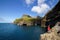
[0,0,59,23]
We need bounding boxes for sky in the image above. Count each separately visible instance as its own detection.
[0,0,59,23]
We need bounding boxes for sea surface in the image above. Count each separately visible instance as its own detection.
[0,23,46,40]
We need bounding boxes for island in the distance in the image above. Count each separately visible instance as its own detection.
[14,14,42,26]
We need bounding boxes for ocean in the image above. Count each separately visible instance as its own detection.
[0,23,46,40]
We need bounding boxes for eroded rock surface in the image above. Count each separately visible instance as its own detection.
[40,23,60,40]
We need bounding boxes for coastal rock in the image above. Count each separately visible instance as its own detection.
[14,14,41,26]
[40,22,60,40]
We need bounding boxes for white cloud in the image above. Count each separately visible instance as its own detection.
[31,6,41,13]
[31,0,51,16]
[38,0,45,6]
[31,3,50,14]
[25,0,34,5]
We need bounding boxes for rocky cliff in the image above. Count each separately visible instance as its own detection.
[14,14,41,26]
[40,22,60,40]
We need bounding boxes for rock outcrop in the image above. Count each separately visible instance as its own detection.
[40,22,60,40]
[14,14,41,26]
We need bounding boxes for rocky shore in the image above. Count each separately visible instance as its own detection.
[40,22,60,40]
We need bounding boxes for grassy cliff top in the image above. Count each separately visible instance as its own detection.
[14,14,41,24]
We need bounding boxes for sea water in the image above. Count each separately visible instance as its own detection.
[0,23,46,40]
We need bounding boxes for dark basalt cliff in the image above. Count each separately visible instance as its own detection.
[41,1,60,27]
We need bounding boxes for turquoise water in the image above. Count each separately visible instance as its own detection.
[0,23,46,40]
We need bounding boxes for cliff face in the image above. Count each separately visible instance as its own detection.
[14,14,41,26]
[40,22,60,40]
[41,1,60,27]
